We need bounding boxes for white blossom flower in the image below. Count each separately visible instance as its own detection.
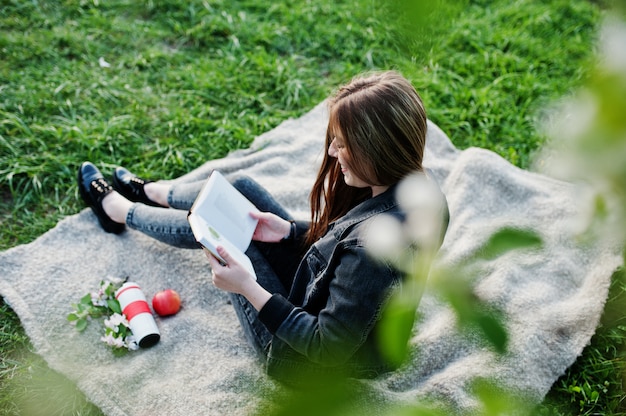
[396,172,446,248]
[106,276,125,286]
[100,333,114,345]
[90,291,108,307]
[535,17,626,242]
[91,280,113,306]
[104,313,129,333]
[364,213,406,263]
[125,335,139,351]
[98,57,111,68]
[70,277,139,353]
[600,16,626,72]
[101,333,125,348]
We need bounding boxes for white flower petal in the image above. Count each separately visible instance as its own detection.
[396,173,445,247]
[364,214,406,262]
[600,17,626,72]
[98,57,111,68]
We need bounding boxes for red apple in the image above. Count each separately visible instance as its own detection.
[152,289,181,317]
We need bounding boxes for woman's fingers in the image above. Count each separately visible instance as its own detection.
[215,246,235,266]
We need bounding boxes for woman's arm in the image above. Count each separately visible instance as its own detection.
[205,246,272,310]
[258,244,401,366]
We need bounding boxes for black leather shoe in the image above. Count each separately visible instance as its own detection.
[112,167,164,207]
[78,162,125,234]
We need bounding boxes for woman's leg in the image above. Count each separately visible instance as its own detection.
[103,178,206,223]
[225,177,301,360]
[123,176,271,249]
[126,204,198,249]
[126,175,300,361]
[228,244,289,360]
[111,179,206,249]
[166,180,206,211]
[108,174,305,278]
[231,175,304,290]
[224,176,306,360]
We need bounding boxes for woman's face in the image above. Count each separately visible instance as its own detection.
[328,134,388,196]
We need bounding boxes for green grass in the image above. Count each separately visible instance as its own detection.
[1,0,621,414]
[540,268,626,415]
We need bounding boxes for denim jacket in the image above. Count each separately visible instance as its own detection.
[258,184,448,385]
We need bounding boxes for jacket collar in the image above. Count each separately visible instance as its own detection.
[329,185,399,239]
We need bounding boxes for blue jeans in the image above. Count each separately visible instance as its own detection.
[126,174,301,361]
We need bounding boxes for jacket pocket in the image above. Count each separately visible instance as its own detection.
[303,246,329,303]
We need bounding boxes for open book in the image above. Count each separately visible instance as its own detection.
[187,171,259,278]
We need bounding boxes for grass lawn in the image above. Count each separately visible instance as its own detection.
[1,0,623,414]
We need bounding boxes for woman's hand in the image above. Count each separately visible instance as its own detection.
[205,246,253,294]
[205,246,272,311]
[250,211,291,243]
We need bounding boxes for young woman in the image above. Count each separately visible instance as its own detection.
[77,71,449,385]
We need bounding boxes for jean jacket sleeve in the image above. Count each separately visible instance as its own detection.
[258,242,400,366]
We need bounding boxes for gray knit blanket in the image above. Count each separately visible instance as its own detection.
[0,102,621,415]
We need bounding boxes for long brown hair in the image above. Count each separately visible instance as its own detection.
[306,71,428,245]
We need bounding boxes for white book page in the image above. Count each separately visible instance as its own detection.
[189,171,259,251]
[188,171,259,278]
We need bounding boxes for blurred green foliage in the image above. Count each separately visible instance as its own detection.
[0,0,613,415]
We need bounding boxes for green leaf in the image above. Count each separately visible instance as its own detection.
[471,378,533,415]
[80,293,92,305]
[67,312,79,322]
[438,274,508,353]
[475,313,508,353]
[117,326,128,338]
[377,293,417,367]
[75,318,88,332]
[112,347,129,357]
[104,281,119,297]
[108,299,122,314]
[479,227,542,260]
